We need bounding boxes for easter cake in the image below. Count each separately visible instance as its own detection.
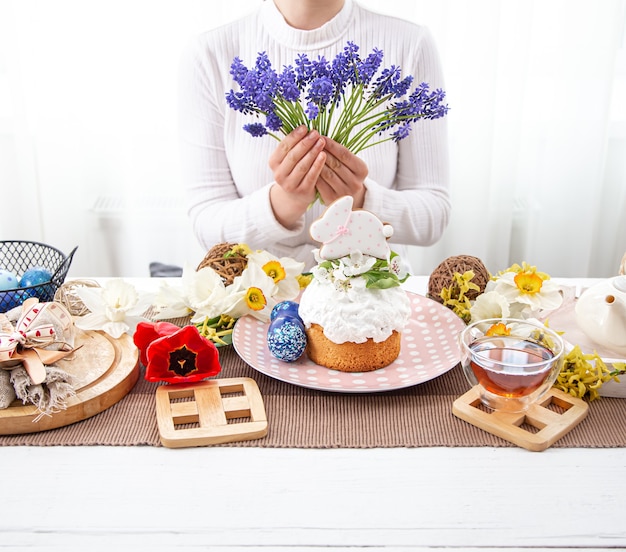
[298,196,411,372]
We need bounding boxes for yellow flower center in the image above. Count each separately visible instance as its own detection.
[486,322,511,337]
[245,287,267,311]
[514,272,543,295]
[263,261,286,283]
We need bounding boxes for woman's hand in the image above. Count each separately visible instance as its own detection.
[269,126,326,228]
[316,138,368,208]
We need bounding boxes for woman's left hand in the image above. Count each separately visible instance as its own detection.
[316,138,368,208]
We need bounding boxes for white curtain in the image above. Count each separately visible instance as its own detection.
[1,0,625,278]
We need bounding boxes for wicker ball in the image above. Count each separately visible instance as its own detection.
[620,252,626,276]
[197,243,248,286]
[427,255,490,303]
[54,279,101,316]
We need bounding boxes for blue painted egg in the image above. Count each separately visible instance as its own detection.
[270,300,301,321]
[19,266,52,288]
[0,289,28,312]
[0,269,19,291]
[267,316,307,362]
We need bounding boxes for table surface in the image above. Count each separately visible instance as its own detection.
[3,276,625,552]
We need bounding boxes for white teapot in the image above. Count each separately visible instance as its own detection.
[575,275,626,356]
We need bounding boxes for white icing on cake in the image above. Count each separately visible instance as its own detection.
[298,272,411,344]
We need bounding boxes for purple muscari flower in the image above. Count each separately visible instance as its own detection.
[392,75,414,98]
[331,41,362,90]
[357,48,383,85]
[255,51,272,72]
[373,66,402,96]
[305,102,319,120]
[254,71,278,112]
[391,83,449,123]
[295,53,314,87]
[266,111,283,131]
[311,56,331,79]
[229,57,248,86]
[225,90,254,114]
[330,51,352,91]
[343,41,360,59]
[232,52,279,113]
[307,76,334,107]
[278,66,300,102]
[243,123,268,137]
[391,122,412,142]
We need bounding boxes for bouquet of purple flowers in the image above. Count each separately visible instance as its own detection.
[226,41,448,154]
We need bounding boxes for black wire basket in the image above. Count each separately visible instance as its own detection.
[0,241,77,313]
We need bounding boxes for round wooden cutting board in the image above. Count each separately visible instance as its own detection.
[0,329,139,435]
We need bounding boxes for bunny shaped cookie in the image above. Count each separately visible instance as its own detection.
[310,196,393,260]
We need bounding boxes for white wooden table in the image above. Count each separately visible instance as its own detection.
[2,277,625,551]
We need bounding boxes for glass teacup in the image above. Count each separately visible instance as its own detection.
[458,318,564,413]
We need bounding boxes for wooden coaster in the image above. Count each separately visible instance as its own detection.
[452,386,589,451]
[155,377,268,448]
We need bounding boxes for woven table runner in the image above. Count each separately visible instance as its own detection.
[1,346,625,447]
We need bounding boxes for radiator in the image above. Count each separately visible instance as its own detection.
[88,195,204,277]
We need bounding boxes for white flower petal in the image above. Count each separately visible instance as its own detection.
[74,312,110,331]
[100,321,131,339]
[470,291,511,323]
[74,287,106,314]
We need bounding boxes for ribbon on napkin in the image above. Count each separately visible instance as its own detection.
[0,298,75,385]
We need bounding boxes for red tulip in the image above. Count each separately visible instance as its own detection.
[133,321,180,366]
[144,324,221,384]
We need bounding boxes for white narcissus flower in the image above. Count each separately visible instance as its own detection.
[184,265,229,316]
[153,263,228,321]
[218,263,278,322]
[490,271,563,312]
[75,279,153,338]
[246,250,305,302]
[469,291,511,323]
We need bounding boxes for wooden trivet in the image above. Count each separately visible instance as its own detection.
[155,377,268,448]
[452,386,589,452]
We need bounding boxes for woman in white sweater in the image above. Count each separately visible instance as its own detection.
[178,0,450,269]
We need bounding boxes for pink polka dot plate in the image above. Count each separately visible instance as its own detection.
[232,292,465,393]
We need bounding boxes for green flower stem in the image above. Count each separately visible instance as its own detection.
[329,86,366,143]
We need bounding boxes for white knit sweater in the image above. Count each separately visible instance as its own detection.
[178,0,450,269]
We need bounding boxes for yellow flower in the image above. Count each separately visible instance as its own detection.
[513,271,544,295]
[263,260,286,283]
[486,322,511,337]
[439,271,478,323]
[488,267,562,313]
[297,273,313,288]
[496,261,549,281]
[245,286,266,311]
[247,249,305,301]
[226,243,252,257]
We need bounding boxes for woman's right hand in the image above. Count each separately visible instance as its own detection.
[269,126,326,229]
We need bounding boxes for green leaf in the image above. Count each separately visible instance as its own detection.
[361,270,400,289]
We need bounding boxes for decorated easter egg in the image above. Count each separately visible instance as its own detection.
[19,266,52,288]
[270,300,301,321]
[267,316,307,362]
[0,269,19,291]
